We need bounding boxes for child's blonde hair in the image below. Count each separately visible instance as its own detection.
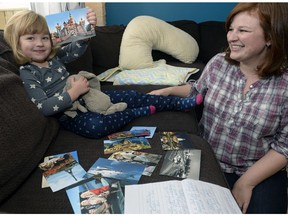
[4,10,58,65]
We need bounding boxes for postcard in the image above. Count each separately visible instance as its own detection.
[159,131,194,150]
[66,176,124,214]
[130,126,157,138]
[108,150,162,176]
[107,129,150,140]
[38,151,86,192]
[104,137,151,155]
[45,7,96,45]
[86,158,145,186]
[159,149,201,180]
[41,151,80,188]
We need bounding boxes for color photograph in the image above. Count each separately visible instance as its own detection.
[39,151,87,192]
[104,137,151,155]
[86,158,145,186]
[45,7,96,45]
[108,150,162,176]
[66,176,124,214]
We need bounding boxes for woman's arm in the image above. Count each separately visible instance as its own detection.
[148,84,192,97]
[232,149,287,213]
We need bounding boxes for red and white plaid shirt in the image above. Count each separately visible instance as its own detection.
[191,53,288,175]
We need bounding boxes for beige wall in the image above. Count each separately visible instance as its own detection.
[0,3,106,30]
[0,9,27,30]
[84,2,106,26]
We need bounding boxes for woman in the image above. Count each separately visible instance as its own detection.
[150,3,288,213]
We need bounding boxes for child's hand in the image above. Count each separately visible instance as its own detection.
[67,76,90,101]
[86,8,97,27]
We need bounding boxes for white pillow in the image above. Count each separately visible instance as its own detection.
[114,60,199,85]
[119,15,199,70]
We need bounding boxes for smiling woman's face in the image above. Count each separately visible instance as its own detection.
[227,11,268,67]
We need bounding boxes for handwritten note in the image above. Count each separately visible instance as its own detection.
[124,179,242,214]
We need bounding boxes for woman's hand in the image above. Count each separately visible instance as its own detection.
[232,177,254,213]
[86,8,97,27]
[148,87,173,96]
[67,76,90,102]
[148,84,192,97]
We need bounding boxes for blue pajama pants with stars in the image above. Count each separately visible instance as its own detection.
[59,90,198,138]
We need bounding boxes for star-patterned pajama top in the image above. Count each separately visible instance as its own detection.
[20,40,88,116]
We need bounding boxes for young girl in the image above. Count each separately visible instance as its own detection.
[4,9,202,139]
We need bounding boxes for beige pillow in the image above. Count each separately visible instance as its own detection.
[119,15,199,70]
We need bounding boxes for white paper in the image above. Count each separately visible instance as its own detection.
[124,179,242,214]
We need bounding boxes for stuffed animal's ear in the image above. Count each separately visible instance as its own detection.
[78,71,96,79]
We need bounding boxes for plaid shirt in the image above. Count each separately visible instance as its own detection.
[191,53,288,175]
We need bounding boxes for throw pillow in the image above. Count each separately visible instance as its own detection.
[119,16,199,70]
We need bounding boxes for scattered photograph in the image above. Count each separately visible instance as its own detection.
[107,129,150,140]
[159,131,194,150]
[104,137,151,155]
[38,151,86,192]
[159,149,201,179]
[86,158,145,186]
[108,150,162,176]
[130,126,157,138]
[66,176,124,214]
[41,151,80,188]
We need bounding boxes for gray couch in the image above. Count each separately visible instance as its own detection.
[0,20,229,213]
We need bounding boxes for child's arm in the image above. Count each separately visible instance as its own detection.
[55,8,97,64]
[20,66,72,116]
[56,40,89,64]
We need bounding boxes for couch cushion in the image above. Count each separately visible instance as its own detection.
[119,16,199,70]
[64,42,93,75]
[0,65,59,203]
[0,30,19,75]
[90,25,126,75]
[198,21,228,64]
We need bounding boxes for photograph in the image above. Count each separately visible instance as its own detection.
[108,150,162,176]
[86,158,145,186]
[130,126,157,138]
[159,149,201,179]
[159,131,194,150]
[38,151,87,192]
[104,137,151,155]
[45,7,96,45]
[66,176,124,214]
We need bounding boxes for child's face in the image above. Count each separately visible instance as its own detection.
[19,33,52,64]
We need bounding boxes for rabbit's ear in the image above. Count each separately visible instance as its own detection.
[78,70,96,79]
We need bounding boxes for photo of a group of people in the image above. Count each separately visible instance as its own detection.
[66,177,124,214]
